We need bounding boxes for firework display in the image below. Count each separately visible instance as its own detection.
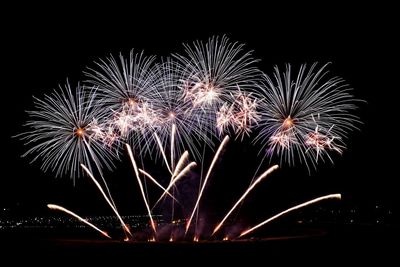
[20,36,360,241]
[253,63,360,170]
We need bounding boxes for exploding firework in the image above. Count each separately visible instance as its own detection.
[85,50,159,156]
[173,36,262,137]
[254,63,360,170]
[19,82,117,180]
[216,89,261,139]
[150,59,215,162]
[19,37,359,243]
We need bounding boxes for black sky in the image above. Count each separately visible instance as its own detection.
[1,6,398,217]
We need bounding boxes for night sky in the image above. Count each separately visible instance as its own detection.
[1,6,398,221]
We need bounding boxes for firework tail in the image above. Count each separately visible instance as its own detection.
[171,124,176,172]
[173,151,189,178]
[83,138,117,208]
[81,164,132,237]
[212,164,279,235]
[154,132,173,175]
[139,169,179,203]
[186,135,230,234]
[126,144,157,234]
[195,143,207,236]
[48,204,111,239]
[152,161,197,209]
[239,193,341,238]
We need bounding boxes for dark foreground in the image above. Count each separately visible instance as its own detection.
[1,225,398,264]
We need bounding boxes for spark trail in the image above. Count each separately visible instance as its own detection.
[212,164,279,235]
[47,204,111,239]
[171,124,176,172]
[126,144,157,234]
[186,135,230,234]
[239,193,341,238]
[173,151,189,177]
[138,169,179,202]
[152,161,197,209]
[154,132,172,174]
[81,164,132,237]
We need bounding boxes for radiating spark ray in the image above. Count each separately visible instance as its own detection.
[126,144,157,234]
[81,164,132,237]
[212,165,279,235]
[239,193,341,238]
[186,135,230,233]
[154,132,173,174]
[47,204,111,239]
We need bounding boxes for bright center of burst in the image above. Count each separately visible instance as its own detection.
[283,116,294,128]
[128,98,137,106]
[75,127,85,137]
[169,112,175,119]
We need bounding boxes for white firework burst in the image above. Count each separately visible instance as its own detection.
[85,50,159,156]
[173,36,262,136]
[19,83,118,180]
[150,59,215,162]
[216,89,261,140]
[255,63,360,170]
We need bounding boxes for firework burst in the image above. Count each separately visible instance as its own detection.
[254,63,360,170]
[150,59,215,161]
[19,37,360,242]
[173,36,262,137]
[85,50,159,156]
[19,83,117,180]
[216,89,261,139]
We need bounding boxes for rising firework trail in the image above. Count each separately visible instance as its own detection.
[47,204,111,239]
[138,169,178,202]
[212,164,279,235]
[152,161,197,209]
[173,151,189,177]
[126,144,157,234]
[81,164,132,237]
[186,135,230,234]
[154,132,172,174]
[239,193,342,238]
[171,124,176,171]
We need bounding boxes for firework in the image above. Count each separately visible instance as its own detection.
[212,165,279,235]
[254,63,360,170]
[216,89,261,139]
[126,144,157,234]
[81,164,132,237]
[85,50,159,156]
[239,193,342,238]
[174,36,261,112]
[47,204,111,239]
[19,83,117,180]
[150,59,215,162]
[152,161,197,209]
[172,36,262,142]
[186,136,230,233]
[138,169,178,202]
[20,37,359,243]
